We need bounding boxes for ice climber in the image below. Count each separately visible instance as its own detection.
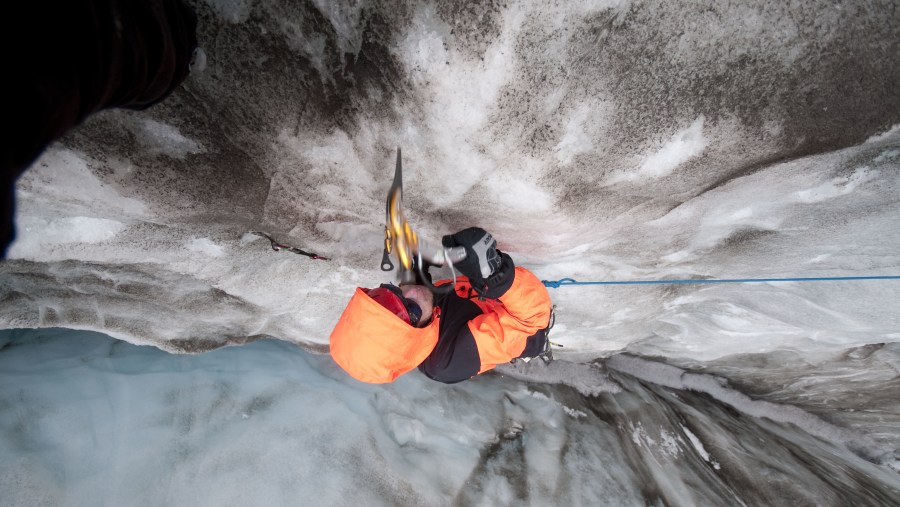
[330,227,553,384]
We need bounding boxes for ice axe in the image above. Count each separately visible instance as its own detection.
[380,148,466,289]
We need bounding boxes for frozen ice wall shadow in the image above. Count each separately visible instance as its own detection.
[2,328,897,506]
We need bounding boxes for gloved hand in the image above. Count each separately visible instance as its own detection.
[443,227,512,297]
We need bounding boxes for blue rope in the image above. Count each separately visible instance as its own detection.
[542,275,900,288]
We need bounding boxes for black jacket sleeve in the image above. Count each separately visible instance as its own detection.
[418,292,482,384]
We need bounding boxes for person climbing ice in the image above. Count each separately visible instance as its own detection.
[329,227,554,384]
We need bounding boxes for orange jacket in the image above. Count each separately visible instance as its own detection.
[329,265,552,384]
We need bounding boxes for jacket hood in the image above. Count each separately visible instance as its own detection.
[329,287,439,383]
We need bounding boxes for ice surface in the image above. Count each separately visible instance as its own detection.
[1,0,900,503]
[202,0,252,24]
[608,116,708,183]
[6,137,897,360]
[9,216,126,257]
[2,328,898,506]
[607,354,899,469]
[130,118,205,159]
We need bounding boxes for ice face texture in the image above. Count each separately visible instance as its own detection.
[0,1,899,501]
[1,329,898,505]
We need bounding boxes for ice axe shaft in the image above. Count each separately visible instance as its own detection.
[380,148,466,284]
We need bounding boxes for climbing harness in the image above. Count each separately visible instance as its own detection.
[540,305,561,363]
[542,275,900,288]
[250,231,329,260]
[513,305,559,365]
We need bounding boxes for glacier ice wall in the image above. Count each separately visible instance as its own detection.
[0,0,900,505]
[1,0,898,357]
[0,0,899,498]
[2,329,898,506]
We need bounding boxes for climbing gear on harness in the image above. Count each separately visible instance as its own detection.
[513,305,558,364]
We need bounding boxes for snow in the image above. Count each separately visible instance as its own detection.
[793,166,876,204]
[681,425,720,470]
[131,118,205,159]
[186,237,225,257]
[2,0,900,503]
[12,148,146,223]
[866,124,900,144]
[8,216,126,255]
[608,116,709,183]
[554,106,597,166]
